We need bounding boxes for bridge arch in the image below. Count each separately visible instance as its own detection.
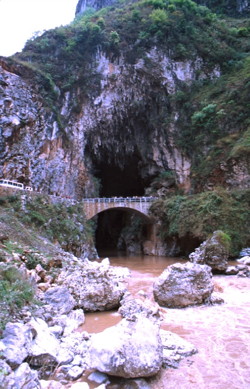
[82,197,156,221]
[83,197,157,254]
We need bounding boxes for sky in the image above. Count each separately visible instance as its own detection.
[0,0,79,56]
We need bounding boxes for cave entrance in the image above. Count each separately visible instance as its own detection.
[94,208,152,256]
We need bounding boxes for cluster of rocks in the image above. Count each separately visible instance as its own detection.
[0,249,200,388]
[1,231,248,388]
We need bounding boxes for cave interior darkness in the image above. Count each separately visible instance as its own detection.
[93,154,149,197]
[91,154,152,253]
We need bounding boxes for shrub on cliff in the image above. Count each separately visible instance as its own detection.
[150,188,250,255]
[14,0,238,92]
[19,196,94,257]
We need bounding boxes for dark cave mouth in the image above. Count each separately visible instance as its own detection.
[94,209,150,254]
[92,155,150,197]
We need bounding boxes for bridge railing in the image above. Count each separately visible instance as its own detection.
[82,196,158,203]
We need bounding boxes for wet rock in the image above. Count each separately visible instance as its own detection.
[237,256,250,265]
[189,231,229,272]
[160,330,197,368]
[153,262,213,308]
[88,317,163,378]
[88,370,110,384]
[43,286,76,315]
[225,264,250,277]
[1,322,34,368]
[58,259,129,311]
[209,292,224,305]
[118,293,161,323]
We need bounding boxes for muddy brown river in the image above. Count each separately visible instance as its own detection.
[79,253,250,389]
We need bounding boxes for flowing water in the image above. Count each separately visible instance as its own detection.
[79,253,250,389]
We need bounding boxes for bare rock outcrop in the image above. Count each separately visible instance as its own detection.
[43,286,76,315]
[88,317,163,378]
[118,292,161,323]
[0,322,34,368]
[153,262,214,308]
[57,258,129,311]
[189,230,229,273]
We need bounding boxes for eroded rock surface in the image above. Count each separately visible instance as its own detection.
[88,317,163,378]
[189,230,229,273]
[57,258,129,311]
[153,262,214,308]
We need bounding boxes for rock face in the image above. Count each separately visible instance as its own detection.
[43,286,76,315]
[0,60,93,199]
[1,322,34,368]
[153,262,214,308]
[57,258,129,311]
[189,230,229,273]
[0,48,226,200]
[75,0,118,15]
[88,317,163,378]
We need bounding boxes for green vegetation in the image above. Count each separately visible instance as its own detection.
[194,0,250,16]
[150,188,250,255]
[13,0,243,93]
[0,194,94,257]
[173,54,250,185]
[20,196,94,255]
[0,264,35,330]
[215,230,231,252]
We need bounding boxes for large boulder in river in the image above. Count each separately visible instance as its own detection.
[57,258,129,311]
[189,230,230,272]
[153,262,213,308]
[88,317,163,378]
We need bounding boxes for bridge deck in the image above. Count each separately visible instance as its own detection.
[82,196,157,203]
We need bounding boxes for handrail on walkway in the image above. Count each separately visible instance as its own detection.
[82,196,158,203]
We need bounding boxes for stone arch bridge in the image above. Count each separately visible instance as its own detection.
[82,197,157,220]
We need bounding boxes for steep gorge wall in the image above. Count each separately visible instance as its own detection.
[0,45,248,199]
[0,60,94,199]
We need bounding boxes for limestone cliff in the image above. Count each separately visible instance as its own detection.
[76,0,118,15]
[0,0,249,255]
[0,52,226,198]
[0,59,94,199]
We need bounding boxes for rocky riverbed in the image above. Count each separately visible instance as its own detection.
[0,233,250,388]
